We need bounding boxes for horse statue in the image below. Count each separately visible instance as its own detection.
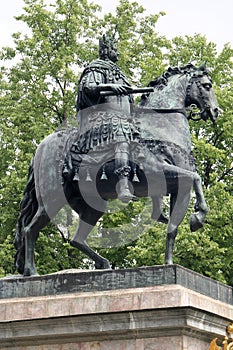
[14,63,218,276]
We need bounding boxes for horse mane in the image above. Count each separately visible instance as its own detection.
[148,63,207,89]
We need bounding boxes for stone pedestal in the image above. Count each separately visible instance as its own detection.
[0,265,232,349]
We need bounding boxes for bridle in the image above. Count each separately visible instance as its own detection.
[185,72,212,121]
[141,68,214,120]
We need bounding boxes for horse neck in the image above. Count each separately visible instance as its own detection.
[145,75,187,110]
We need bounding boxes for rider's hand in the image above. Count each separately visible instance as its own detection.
[109,84,133,95]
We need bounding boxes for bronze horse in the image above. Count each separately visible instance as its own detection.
[14,63,218,276]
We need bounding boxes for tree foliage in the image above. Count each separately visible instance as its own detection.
[0,0,232,284]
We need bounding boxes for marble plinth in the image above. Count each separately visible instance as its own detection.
[0,265,232,349]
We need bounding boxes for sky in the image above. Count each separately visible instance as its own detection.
[0,0,233,51]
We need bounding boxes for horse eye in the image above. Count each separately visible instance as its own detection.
[202,83,212,90]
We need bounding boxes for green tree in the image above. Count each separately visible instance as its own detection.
[0,1,232,283]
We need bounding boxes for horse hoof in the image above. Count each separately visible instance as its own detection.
[157,214,169,224]
[190,213,204,232]
[95,260,111,270]
[23,268,39,277]
[165,259,173,265]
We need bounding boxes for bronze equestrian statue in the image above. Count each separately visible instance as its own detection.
[14,35,218,276]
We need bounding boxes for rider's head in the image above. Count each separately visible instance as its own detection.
[99,34,118,62]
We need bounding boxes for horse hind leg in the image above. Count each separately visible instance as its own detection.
[190,173,209,232]
[14,160,50,276]
[22,206,50,276]
[70,234,111,269]
[70,202,111,269]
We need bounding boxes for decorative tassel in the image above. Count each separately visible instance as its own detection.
[85,168,93,182]
[139,163,144,170]
[73,168,80,182]
[137,150,145,170]
[138,151,145,161]
[132,166,140,182]
[63,165,69,175]
[100,165,108,180]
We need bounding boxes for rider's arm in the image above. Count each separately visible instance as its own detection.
[83,70,132,97]
[82,70,105,98]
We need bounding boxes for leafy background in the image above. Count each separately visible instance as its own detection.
[0,0,232,284]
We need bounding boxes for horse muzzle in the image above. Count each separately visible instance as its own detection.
[201,106,218,123]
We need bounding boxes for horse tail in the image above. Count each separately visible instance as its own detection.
[14,158,38,274]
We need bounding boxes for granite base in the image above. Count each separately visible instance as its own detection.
[0,265,232,349]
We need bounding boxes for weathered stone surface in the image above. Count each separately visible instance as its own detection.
[0,285,232,323]
[0,308,226,348]
[0,264,232,304]
[0,266,233,349]
[0,284,232,349]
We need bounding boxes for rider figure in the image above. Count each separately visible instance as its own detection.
[76,34,138,203]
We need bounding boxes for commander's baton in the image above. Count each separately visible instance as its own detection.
[100,87,154,97]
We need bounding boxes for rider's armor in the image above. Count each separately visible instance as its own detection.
[76,58,135,138]
[73,37,140,202]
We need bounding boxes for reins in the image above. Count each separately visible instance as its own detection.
[136,106,187,117]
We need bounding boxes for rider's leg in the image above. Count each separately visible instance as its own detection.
[114,142,137,203]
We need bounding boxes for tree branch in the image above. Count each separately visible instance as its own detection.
[218,167,233,182]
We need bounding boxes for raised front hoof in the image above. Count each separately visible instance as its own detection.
[190,213,204,232]
[95,260,112,270]
[23,267,39,277]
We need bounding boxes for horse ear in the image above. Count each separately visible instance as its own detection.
[199,61,206,71]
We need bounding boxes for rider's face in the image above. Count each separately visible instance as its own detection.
[108,44,118,62]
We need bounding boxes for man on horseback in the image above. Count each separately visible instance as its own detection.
[14,54,218,276]
[75,34,139,202]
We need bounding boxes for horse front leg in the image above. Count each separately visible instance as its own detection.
[165,190,191,265]
[159,163,208,232]
[165,224,178,265]
[190,173,209,232]
[151,195,168,224]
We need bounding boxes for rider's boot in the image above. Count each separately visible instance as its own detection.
[114,142,137,203]
[116,173,137,203]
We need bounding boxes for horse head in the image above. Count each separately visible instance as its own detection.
[185,62,219,123]
[139,63,218,123]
